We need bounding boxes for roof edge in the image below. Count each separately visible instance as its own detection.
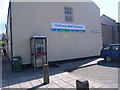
[101,14,116,22]
[91,0,100,9]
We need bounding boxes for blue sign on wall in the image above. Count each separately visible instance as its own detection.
[51,22,86,32]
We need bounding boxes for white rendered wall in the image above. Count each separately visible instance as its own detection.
[11,2,102,64]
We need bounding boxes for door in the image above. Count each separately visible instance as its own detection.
[110,45,120,61]
[101,45,111,57]
[35,39,47,67]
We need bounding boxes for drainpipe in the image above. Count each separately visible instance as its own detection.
[10,1,13,61]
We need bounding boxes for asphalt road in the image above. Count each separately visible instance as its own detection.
[70,58,120,88]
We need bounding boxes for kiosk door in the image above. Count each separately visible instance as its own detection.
[30,36,47,68]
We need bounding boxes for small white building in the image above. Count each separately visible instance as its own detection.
[6,1,102,66]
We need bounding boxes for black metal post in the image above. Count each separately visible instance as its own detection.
[43,64,49,84]
[76,80,89,90]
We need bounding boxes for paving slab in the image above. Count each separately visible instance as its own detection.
[66,79,76,85]
[30,80,41,87]
[52,79,64,84]
[57,82,71,88]
[65,85,75,88]
[46,84,60,88]
[90,83,103,88]
[19,81,33,88]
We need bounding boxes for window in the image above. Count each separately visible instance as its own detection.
[103,46,111,50]
[111,45,120,51]
[64,7,73,22]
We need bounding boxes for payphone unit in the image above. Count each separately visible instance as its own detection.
[30,36,47,68]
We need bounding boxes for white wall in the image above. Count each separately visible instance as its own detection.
[7,10,12,60]
[11,2,102,64]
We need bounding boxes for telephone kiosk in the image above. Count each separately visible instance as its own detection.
[30,36,49,84]
[30,36,48,68]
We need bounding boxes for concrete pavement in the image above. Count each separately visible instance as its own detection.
[70,58,119,89]
[2,56,119,90]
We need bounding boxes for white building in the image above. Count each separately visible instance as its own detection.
[6,1,102,66]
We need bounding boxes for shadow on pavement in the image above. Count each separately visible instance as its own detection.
[27,83,44,90]
[68,58,120,73]
[2,56,96,88]
[97,60,120,68]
